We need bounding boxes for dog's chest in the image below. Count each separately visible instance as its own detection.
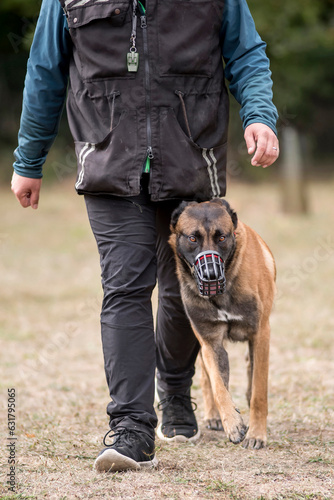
[216,309,243,323]
[213,297,259,341]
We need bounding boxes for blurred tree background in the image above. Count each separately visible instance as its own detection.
[0,0,333,196]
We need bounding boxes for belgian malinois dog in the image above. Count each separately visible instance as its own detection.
[169,199,276,449]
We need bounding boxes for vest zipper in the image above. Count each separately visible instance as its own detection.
[140,9,154,161]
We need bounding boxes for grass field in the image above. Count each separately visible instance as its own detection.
[0,179,333,499]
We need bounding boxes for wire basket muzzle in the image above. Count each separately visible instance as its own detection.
[193,251,226,297]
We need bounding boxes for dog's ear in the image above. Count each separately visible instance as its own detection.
[170,201,196,231]
[212,198,238,229]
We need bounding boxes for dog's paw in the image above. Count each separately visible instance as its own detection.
[206,418,224,431]
[228,423,248,444]
[224,411,248,444]
[242,432,267,450]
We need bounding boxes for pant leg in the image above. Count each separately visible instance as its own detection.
[155,201,200,396]
[84,191,158,438]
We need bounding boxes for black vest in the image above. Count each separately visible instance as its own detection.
[60,0,229,201]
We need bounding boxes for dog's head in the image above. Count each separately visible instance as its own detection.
[169,199,238,297]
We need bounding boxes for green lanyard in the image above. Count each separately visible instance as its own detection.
[143,157,150,173]
[138,1,146,14]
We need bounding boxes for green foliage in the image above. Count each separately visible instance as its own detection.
[248,0,334,127]
[0,0,40,17]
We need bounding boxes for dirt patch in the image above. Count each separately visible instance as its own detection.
[1,180,333,499]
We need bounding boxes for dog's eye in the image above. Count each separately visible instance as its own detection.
[219,235,225,242]
[188,235,197,243]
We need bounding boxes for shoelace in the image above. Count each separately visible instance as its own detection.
[103,426,145,448]
[157,395,197,425]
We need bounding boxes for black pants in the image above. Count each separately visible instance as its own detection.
[84,181,200,439]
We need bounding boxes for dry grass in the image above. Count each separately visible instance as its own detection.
[0,178,333,499]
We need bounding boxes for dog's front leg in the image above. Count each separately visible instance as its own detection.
[197,334,247,444]
[199,351,223,431]
[242,319,270,449]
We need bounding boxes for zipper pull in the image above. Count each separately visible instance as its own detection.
[147,146,154,159]
[140,15,147,28]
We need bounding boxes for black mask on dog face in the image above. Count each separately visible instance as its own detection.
[193,251,226,297]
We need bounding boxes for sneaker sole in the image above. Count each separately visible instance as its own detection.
[94,449,158,473]
[157,424,201,443]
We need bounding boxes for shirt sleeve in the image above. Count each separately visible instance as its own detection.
[13,0,71,179]
[221,0,278,135]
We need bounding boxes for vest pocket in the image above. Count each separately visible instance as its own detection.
[66,1,130,28]
[158,107,227,200]
[157,0,220,78]
[74,109,141,196]
[66,1,132,80]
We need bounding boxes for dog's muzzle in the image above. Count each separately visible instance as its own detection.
[193,251,226,297]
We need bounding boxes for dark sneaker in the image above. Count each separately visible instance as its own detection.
[94,427,158,472]
[157,395,201,443]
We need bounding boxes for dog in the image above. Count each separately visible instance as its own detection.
[169,198,276,449]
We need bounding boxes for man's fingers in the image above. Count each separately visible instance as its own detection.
[256,135,279,168]
[18,191,33,208]
[263,137,280,168]
[244,129,256,155]
[30,189,40,210]
[13,186,32,208]
[11,172,42,209]
[244,123,279,169]
[251,136,268,167]
[253,137,278,168]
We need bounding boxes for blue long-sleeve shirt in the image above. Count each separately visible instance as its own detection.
[13,0,278,179]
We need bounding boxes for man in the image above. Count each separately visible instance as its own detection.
[11,0,279,472]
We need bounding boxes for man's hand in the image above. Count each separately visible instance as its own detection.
[11,172,42,209]
[244,123,279,168]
